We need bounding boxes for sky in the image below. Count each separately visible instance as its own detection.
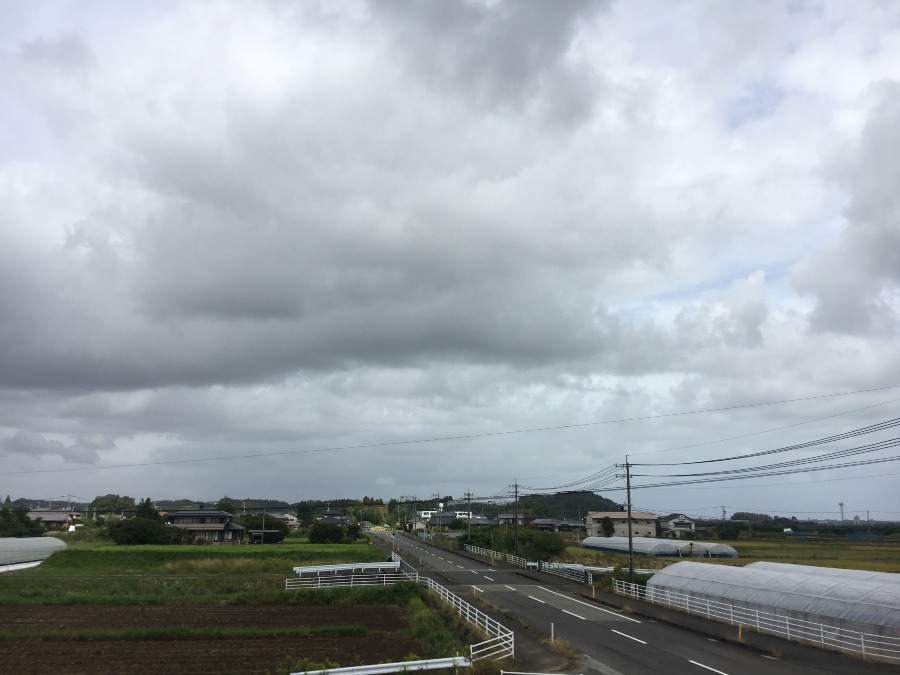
[1,0,899,521]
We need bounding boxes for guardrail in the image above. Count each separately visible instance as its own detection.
[613,579,900,663]
[392,552,514,661]
[463,544,528,569]
[293,656,471,675]
[292,562,400,576]
[287,556,513,662]
[286,573,410,589]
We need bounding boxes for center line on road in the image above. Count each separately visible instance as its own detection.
[611,629,646,644]
[504,585,516,590]
[483,575,494,581]
[539,588,641,623]
[689,660,729,675]
[562,609,586,620]
[528,595,546,604]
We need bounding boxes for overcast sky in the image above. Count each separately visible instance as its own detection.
[2,1,899,521]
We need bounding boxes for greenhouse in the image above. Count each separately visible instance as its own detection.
[0,536,67,567]
[581,536,737,558]
[746,561,900,585]
[646,561,900,640]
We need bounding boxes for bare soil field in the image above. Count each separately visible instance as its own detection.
[0,605,422,675]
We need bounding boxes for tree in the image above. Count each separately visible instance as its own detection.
[134,498,161,521]
[308,522,345,544]
[237,514,288,543]
[0,500,43,537]
[107,518,189,545]
[600,516,615,537]
[216,496,239,513]
[716,522,741,540]
[90,494,136,516]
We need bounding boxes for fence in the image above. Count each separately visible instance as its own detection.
[293,656,471,675]
[613,579,900,663]
[286,573,410,589]
[463,544,527,569]
[392,551,514,661]
[286,557,513,662]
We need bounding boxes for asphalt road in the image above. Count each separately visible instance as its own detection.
[378,532,898,675]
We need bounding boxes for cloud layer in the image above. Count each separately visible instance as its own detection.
[1,1,898,518]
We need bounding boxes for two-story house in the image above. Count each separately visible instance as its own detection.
[585,511,657,538]
[168,508,244,543]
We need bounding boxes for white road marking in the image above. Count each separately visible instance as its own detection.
[528,595,546,603]
[539,588,641,623]
[483,575,494,581]
[689,660,729,675]
[504,585,516,590]
[562,609,586,620]
[611,629,646,644]
[473,586,484,593]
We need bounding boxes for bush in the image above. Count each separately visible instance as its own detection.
[108,518,191,545]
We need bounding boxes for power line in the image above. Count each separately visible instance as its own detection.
[2,385,898,476]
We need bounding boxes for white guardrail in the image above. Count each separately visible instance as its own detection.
[293,656,471,675]
[463,546,656,584]
[613,579,900,663]
[286,556,514,663]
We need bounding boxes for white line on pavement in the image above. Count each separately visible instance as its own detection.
[483,575,494,581]
[611,629,646,644]
[528,595,546,603]
[504,585,516,590]
[562,609,586,620]
[689,661,729,675]
[539,588,641,623]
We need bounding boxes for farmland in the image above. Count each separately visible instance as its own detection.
[0,538,482,675]
[562,534,900,573]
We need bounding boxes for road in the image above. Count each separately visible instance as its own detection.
[378,532,897,675]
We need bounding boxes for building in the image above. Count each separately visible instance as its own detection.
[585,511,657,538]
[26,509,79,530]
[168,508,244,543]
[270,512,300,530]
[658,513,696,538]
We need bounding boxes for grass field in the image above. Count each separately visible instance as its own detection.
[0,537,486,674]
[563,535,900,573]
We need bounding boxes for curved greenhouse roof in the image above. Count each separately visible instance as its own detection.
[746,561,900,585]
[583,536,681,556]
[647,561,900,633]
[582,537,737,558]
[0,536,67,565]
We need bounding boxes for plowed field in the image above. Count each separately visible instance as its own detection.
[0,605,422,675]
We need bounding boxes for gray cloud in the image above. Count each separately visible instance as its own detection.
[0,1,898,516]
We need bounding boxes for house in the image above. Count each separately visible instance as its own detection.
[585,511,657,538]
[168,508,244,543]
[270,512,300,530]
[318,508,350,525]
[658,513,695,538]
[496,513,526,525]
[26,509,78,530]
[528,518,582,533]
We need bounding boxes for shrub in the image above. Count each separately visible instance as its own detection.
[108,518,191,545]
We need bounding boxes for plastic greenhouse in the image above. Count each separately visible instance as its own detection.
[0,536,66,566]
[746,561,900,586]
[646,561,900,639]
[581,536,737,558]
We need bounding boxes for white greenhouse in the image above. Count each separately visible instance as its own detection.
[0,536,67,566]
[646,561,900,643]
[581,536,738,558]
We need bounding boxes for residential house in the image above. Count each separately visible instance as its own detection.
[658,513,696,538]
[26,509,78,530]
[585,511,657,538]
[270,512,300,530]
[168,508,244,543]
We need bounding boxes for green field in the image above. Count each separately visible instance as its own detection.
[563,536,900,573]
[0,539,389,605]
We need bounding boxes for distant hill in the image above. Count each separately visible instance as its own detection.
[516,491,622,521]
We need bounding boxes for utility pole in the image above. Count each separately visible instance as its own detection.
[722,506,726,520]
[465,490,473,541]
[514,481,519,558]
[625,457,634,584]
[839,502,844,522]
[615,458,635,583]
